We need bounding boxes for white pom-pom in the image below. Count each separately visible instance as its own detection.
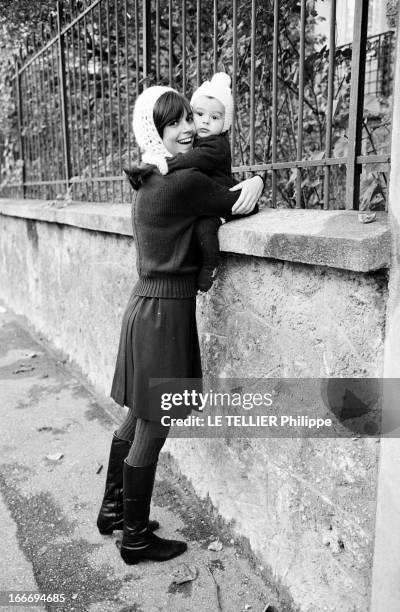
[210,72,231,89]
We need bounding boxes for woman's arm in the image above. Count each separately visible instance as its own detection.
[181,169,260,217]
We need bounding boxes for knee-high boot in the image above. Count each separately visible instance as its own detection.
[97,432,160,535]
[120,461,187,564]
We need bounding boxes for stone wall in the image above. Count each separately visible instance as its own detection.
[0,199,391,611]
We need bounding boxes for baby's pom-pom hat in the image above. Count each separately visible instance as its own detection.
[191,72,233,132]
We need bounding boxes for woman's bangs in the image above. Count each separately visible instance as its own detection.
[154,92,192,137]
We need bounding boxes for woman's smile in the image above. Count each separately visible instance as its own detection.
[162,111,195,156]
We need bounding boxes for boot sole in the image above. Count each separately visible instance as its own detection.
[120,543,187,564]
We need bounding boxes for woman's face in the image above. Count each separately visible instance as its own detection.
[162,110,195,156]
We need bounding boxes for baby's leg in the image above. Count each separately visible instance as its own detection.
[194,217,222,291]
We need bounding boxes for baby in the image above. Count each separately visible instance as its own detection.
[167,72,237,291]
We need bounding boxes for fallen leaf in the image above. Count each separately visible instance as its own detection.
[38,426,53,432]
[172,563,198,585]
[358,212,376,224]
[208,540,223,552]
[46,453,64,461]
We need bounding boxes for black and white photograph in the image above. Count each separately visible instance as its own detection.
[0,0,399,610]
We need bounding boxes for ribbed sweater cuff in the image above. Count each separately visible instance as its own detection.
[133,275,198,298]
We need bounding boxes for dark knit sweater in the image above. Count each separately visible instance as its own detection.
[129,167,245,298]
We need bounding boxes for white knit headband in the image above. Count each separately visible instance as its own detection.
[132,86,175,175]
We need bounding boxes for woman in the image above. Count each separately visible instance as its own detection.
[97,85,263,565]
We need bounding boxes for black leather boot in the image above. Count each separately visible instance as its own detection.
[120,461,187,564]
[97,432,160,535]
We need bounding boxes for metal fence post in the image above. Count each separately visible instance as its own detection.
[57,0,72,187]
[15,58,26,199]
[345,0,369,210]
[143,0,152,85]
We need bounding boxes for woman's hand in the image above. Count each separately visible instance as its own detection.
[229,175,264,214]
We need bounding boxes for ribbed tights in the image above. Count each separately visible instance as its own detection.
[116,410,169,467]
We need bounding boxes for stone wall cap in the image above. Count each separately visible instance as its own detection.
[0,198,391,272]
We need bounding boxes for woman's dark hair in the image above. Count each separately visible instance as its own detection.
[153,91,192,138]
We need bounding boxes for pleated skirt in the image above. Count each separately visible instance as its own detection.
[110,291,202,422]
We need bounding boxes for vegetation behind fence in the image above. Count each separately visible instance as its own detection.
[0,0,395,209]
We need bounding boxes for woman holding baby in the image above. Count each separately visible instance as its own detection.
[96,75,264,565]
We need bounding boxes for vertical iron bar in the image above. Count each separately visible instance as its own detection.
[182,0,187,96]
[213,0,218,73]
[135,0,140,96]
[65,30,75,189]
[15,59,26,198]
[39,48,50,198]
[34,57,44,198]
[249,0,256,165]
[169,0,173,85]
[124,0,131,176]
[99,1,108,200]
[91,6,100,201]
[106,0,114,200]
[77,18,88,200]
[143,0,151,85]
[156,0,160,82]
[83,10,94,200]
[71,21,81,198]
[57,0,72,188]
[33,61,41,198]
[345,0,369,210]
[295,0,306,208]
[323,0,336,210]
[45,48,55,188]
[231,0,237,160]
[26,67,34,196]
[26,65,34,196]
[114,0,123,200]
[272,0,278,207]
[196,0,201,87]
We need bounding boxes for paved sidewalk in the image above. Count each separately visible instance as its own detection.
[0,305,281,612]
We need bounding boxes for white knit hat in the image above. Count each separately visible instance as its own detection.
[191,72,233,132]
[132,85,175,174]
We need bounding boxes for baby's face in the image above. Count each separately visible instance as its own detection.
[192,96,225,137]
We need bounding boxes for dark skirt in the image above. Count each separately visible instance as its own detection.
[110,292,202,422]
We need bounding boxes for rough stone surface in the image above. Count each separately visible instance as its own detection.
[0,199,391,272]
[0,308,278,612]
[371,15,400,612]
[0,209,389,611]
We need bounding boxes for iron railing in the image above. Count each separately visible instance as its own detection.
[2,0,395,209]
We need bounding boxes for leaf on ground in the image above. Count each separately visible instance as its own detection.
[358,212,376,224]
[45,453,64,461]
[171,563,199,585]
[208,540,223,552]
